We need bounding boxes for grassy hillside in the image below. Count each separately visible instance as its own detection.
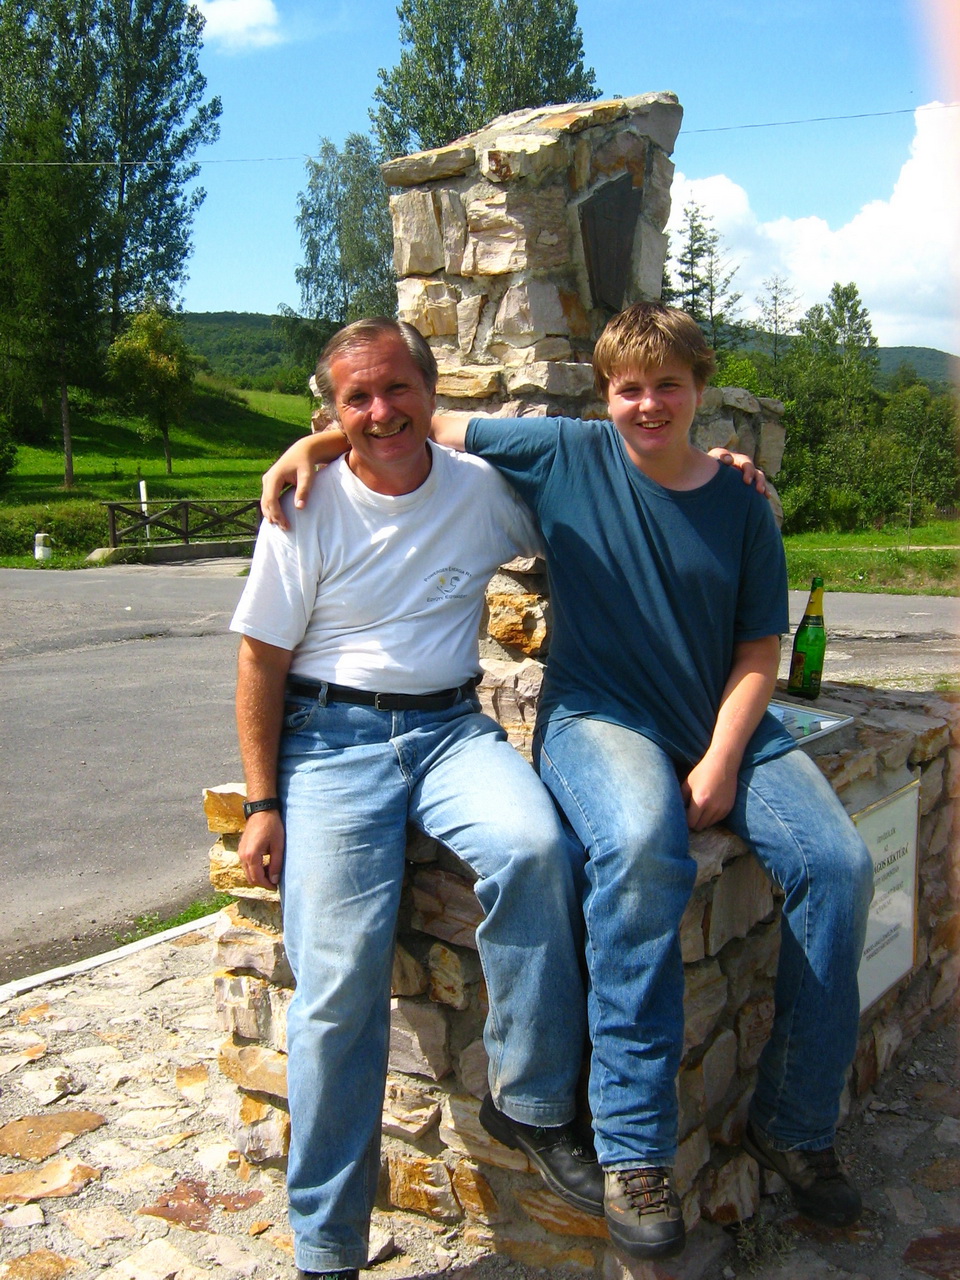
[179,311,297,389]
[3,379,311,506]
[875,346,957,385]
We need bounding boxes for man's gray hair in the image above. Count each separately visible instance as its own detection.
[314,318,438,411]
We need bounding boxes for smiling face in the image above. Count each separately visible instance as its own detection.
[329,333,436,495]
[605,360,704,475]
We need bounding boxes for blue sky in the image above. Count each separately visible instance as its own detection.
[183,0,959,353]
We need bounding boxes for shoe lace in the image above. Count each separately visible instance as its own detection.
[615,1167,673,1212]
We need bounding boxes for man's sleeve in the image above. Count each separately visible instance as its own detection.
[734,496,790,642]
[465,416,561,512]
[230,501,317,651]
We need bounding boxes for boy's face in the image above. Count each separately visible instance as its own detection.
[605,360,703,471]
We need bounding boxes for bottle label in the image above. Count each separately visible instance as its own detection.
[788,651,806,688]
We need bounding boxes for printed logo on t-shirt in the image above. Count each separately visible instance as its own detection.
[424,565,472,602]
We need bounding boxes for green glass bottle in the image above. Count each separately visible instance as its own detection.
[787,576,826,699]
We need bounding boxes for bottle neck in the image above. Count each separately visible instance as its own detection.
[803,587,824,620]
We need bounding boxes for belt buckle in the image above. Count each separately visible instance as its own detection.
[374,692,389,711]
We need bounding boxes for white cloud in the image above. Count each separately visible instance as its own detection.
[195,0,283,51]
[667,104,960,354]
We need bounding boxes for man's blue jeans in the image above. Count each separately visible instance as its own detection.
[535,714,874,1170]
[278,690,587,1273]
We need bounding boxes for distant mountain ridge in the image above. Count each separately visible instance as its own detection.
[179,311,957,390]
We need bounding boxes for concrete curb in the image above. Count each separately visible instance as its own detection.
[0,912,221,1003]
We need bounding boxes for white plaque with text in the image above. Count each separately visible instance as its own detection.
[855,777,921,1013]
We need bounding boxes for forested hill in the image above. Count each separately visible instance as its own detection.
[179,312,291,386]
[179,311,957,390]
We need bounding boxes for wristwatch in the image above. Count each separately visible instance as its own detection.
[242,797,281,819]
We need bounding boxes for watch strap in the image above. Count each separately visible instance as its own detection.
[242,797,281,819]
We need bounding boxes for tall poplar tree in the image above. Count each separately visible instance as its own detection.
[372,0,599,157]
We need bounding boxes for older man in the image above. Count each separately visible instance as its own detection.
[231,318,599,1280]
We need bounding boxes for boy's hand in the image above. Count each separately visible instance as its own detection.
[261,430,347,529]
[709,448,767,495]
[681,751,738,830]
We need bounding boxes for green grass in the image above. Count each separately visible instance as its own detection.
[2,381,311,506]
[114,891,235,946]
[783,525,960,595]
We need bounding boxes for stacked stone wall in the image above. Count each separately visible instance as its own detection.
[203,678,958,1269]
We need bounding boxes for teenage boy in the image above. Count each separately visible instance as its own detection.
[262,303,874,1262]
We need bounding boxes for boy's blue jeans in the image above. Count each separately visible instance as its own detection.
[535,713,874,1170]
[278,691,587,1274]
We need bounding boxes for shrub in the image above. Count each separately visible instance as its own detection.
[0,501,109,555]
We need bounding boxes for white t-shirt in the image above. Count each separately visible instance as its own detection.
[230,443,541,694]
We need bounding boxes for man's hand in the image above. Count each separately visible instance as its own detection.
[261,430,348,529]
[239,810,285,888]
[709,448,767,496]
[681,750,738,831]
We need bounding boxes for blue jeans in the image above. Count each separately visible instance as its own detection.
[278,690,587,1272]
[535,714,874,1169]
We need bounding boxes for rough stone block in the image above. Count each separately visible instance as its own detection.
[410,867,483,949]
[680,886,708,963]
[230,1092,289,1164]
[458,1038,489,1099]
[700,1152,760,1224]
[690,825,748,887]
[691,413,738,454]
[392,944,428,997]
[701,1028,738,1111]
[720,923,780,1008]
[736,994,775,1071]
[451,1160,503,1222]
[213,903,292,986]
[439,188,467,274]
[387,1152,461,1220]
[857,724,916,772]
[480,134,566,183]
[503,361,595,399]
[678,1063,706,1140]
[921,757,946,815]
[203,784,246,834]
[439,1095,532,1172]
[457,293,486,354]
[722,387,761,413]
[390,190,445,276]
[815,746,878,792]
[436,364,503,398]
[428,942,481,1010]
[756,418,786,476]
[213,971,290,1051]
[381,143,476,186]
[515,1185,609,1238]
[382,1077,442,1139]
[218,1036,287,1100]
[485,590,549,656]
[705,854,774,955]
[674,1124,710,1195]
[683,960,727,1055]
[494,279,568,341]
[396,277,458,336]
[389,997,451,1080]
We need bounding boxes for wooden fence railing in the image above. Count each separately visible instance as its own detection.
[103,500,262,548]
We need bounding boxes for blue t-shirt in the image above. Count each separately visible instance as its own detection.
[466,415,794,769]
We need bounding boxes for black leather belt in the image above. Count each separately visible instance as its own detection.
[286,675,480,712]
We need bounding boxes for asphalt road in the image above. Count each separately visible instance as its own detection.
[1,561,957,983]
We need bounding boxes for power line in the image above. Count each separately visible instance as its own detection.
[684,102,957,135]
[1,101,957,167]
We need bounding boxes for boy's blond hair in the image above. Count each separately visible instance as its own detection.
[593,302,716,396]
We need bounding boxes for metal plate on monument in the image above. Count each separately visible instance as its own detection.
[855,776,920,1012]
[578,173,643,312]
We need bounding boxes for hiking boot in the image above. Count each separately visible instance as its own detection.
[742,1119,862,1227]
[479,1094,604,1216]
[603,1166,685,1259]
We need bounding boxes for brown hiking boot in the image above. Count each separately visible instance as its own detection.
[603,1166,685,1259]
[743,1120,862,1227]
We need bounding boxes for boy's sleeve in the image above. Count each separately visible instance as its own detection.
[465,416,561,511]
[733,496,790,642]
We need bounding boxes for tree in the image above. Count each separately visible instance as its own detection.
[755,273,799,367]
[107,307,193,473]
[371,0,599,157]
[95,0,222,335]
[671,201,742,350]
[0,0,219,481]
[293,133,397,330]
